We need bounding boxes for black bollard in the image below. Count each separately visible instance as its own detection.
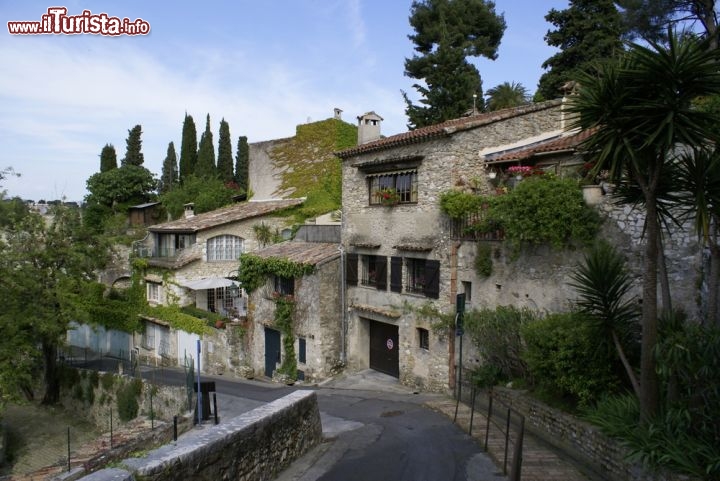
[213,392,218,425]
[173,415,178,442]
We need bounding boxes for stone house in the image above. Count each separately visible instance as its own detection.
[132,198,304,367]
[337,102,703,394]
[336,100,582,392]
[245,226,342,383]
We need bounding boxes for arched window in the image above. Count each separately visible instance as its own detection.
[207,235,244,262]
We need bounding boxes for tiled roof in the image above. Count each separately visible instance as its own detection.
[148,198,304,233]
[486,128,594,163]
[251,241,340,267]
[336,100,563,158]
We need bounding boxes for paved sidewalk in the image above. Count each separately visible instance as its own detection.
[426,397,600,481]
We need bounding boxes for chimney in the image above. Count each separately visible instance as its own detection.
[184,203,195,218]
[334,108,343,120]
[357,111,383,145]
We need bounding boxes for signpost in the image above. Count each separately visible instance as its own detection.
[453,293,466,422]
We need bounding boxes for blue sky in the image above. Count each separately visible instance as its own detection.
[0,1,568,202]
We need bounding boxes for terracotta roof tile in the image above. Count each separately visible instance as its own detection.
[486,128,594,163]
[336,100,563,158]
[148,198,304,233]
[251,241,340,266]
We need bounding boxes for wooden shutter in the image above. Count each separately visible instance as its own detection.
[375,256,387,291]
[424,260,440,299]
[390,256,403,293]
[346,253,358,286]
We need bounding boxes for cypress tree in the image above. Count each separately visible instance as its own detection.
[217,118,234,183]
[159,141,179,194]
[235,135,249,193]
[99,144,117,172]
[195,114,216,178]
[179,114,197,183]
[121,125,144,166]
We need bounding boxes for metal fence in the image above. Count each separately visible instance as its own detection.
[455,382,525,481]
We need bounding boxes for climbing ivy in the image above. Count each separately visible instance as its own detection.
[140,305,212,335]
[269,118,356,222]
[238,253,315,293]
[274,295,297,380]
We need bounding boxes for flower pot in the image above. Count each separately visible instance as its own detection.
[582,184,603,205]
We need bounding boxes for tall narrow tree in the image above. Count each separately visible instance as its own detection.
[121,125,144,167]
[537,0,624,101]
[217,118,234,183]
[99,144,117,172]
[159,141,179,194]
[235,135,249,193]
[195,114,216,178]
[179,113,198,183]
[402,0,506,128]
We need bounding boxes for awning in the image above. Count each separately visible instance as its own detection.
[181,278,238,290]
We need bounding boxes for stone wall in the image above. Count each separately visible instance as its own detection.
[75,390,322,481]
[490,387,699,481]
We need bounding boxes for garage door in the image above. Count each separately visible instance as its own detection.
[369,320,399,378]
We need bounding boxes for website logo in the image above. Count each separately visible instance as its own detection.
[8,7,150,36]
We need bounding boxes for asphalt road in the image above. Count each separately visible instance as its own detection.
[127,364,506,481]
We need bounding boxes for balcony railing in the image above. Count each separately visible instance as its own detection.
[447,213,505,241]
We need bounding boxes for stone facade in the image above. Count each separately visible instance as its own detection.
[76,391,322,481]
[338,101,566,393]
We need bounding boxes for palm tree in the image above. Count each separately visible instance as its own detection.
[570,242,641,399]
[568,31,720,422]
[484,81,530,111]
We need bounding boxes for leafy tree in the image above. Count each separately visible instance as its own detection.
[121,125,144,167]
[0,205,110,404]
[235,135,249,192]
[85,165,157,209]
[217,118,234,183]
[485,81,530,111]
[617,0,719,48]
[195,114,216,178]
[0,166,19,184]
[159,141,179,194]
[179,113,198,183]
[99,144,118,172]
[158,175,238,219]
[537,0,625,101]
[568,31,720,421]
[402,0,506,128]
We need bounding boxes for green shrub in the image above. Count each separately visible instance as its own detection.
[474,243,493,277]
[470,364,505,388]
[60,365,81,390]
[494,176,600,248]
[101,372,115,391]
[464,306,536,380]
[83,382,95,405]
[522,312,618,408]
[116,380,141,422]
[88,370,100,388]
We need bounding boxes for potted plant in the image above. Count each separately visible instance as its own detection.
[375,187,401,206]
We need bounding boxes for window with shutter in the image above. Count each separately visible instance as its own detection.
[375,256,387,291]
[346,253,358,286]
[390,257,402,292]
[424,260,440,299]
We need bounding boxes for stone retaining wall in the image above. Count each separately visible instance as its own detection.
[490,387,698,481]
[72,390,322,481]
